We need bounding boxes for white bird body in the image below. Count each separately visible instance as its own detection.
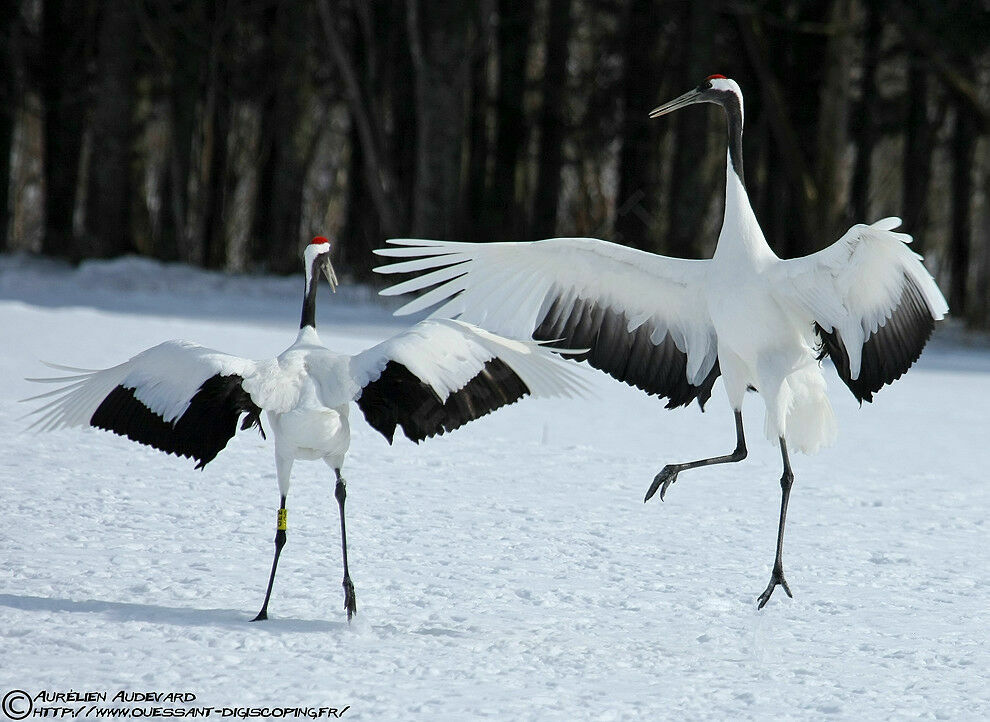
[705,165,839,452]
[253,328,354,472]
[269,367,351,471]
[25,238,586,621]
[374,76,948,608]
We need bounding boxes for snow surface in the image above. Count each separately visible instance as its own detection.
[1,254,988,720]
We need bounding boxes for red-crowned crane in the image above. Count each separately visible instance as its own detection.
[373,76,949,608]
[24,237,586,622]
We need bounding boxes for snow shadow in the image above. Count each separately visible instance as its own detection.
[0,593,341,634]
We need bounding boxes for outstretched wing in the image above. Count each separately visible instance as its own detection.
[375,237,719,409]
[770,218,948,403]
[23,341,265,468]
[349,319,587,444]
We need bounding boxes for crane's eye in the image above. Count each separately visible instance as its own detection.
[703,74,726,89]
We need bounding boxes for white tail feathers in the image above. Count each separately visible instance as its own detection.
[764,360,838,454]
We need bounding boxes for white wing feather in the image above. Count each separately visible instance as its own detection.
[23,341,260,431]
[348,318,588,401]
[769,218,948,379]
[375,237,717,387]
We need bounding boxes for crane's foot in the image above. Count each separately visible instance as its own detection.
[342,575,357,621]
[251,609,268,622]
[756,564,793,609]
[644,466,679,503]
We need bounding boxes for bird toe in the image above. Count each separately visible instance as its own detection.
[342,577,357,621]
[756,567,792,609]
[645,466,678,503]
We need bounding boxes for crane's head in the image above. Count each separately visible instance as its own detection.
[649,74,744,124]
[304,236,339,295]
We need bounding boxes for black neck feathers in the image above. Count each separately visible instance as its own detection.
[300,270,318,329]
[723,94,744,184]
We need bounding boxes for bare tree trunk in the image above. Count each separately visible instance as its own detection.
[950,106,975,318]
[319,0,398,237]
[463,2,494,236]
[737,8,819,258]
[157,11,205,264]
[407,0,472,238]
[889,0,990,135]
[531,0,572,238]
[342,121,381,277]
[0,2,18,251]
[185,3,235,270]
[973,145,990,329]
[84,0,136,258]
[901,49,934,254]
[667,0,714,258]
[253,2,310,273]
[41,0,93,257]
[406,0,429,233]
[0,1,23,252]
[163,92,195,263]
[813,0,853,243]
[488,0,533,238]
[850,0,881,223]
[615,0,664,253]
[385,0,416,236]
[201,63,231,270]
[335,1,388,279]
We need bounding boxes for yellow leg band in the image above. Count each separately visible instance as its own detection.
[277,508,287,531]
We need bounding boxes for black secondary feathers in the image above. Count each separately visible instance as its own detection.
[356,358,530,444]
[533,294,719,410]
[90,374,264,468]
[816,274,936,403]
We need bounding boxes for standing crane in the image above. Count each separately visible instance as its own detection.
[24,237,586,621]
[373,76,949,608]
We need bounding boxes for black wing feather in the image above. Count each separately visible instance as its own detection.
[90,374,264,468]
[532,294,719,410]
[815,274,936,403]
[356,359,530,444]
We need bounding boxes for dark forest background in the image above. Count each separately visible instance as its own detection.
[2,1,989,325]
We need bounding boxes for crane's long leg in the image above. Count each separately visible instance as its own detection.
[252,495,287,622]
[644,410,747,502]
[757,437,795,609]
[334,469,357,621]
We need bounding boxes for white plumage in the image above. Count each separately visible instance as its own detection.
[24,238,586,621]
[377,220,945,453]
[28,341,258,430]
[374,76,948,608]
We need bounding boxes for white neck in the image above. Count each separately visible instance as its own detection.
[295,325,321,345]
[713,154,775,265]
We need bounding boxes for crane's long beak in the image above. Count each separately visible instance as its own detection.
[323,258,339,293]
[649,87,704,118]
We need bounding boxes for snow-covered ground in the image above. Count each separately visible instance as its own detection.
[1,254,987,720]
